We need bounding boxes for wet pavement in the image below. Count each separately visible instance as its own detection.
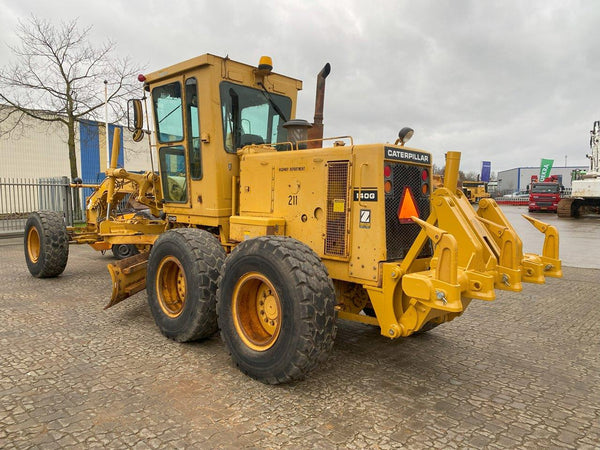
[500,205,600,269]
[1,210,599,448]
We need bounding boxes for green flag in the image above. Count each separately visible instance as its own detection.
[539,158,554,180]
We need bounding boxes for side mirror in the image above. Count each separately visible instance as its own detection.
[127,99,144,142]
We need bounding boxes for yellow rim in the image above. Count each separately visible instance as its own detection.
[27,227,40,263]
[156,256,186,318]
[232,272,281,352]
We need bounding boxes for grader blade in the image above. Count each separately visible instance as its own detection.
[105,251,150,309]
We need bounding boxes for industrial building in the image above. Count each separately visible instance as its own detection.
[497,165,587,195]
[0,106,152,181]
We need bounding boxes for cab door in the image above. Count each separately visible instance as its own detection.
[152,78,191,208]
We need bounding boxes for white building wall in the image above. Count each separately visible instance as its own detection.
[0,110,149,180]
[0,116,73,179]
[122,135,156,172]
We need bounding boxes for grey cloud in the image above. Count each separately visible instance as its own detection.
[1,0,598,173]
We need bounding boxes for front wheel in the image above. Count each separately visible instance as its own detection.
[111,244,140,260]
[217,236,337,384]
[24,211,69,278]
[411,321,441,335]
[146,229,226,342]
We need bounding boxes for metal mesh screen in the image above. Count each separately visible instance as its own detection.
[325,161,350,256]
[384,163,432,260]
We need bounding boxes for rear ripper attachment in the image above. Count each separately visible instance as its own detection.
[351,151,562,339]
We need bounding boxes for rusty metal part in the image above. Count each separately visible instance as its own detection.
[333,280,371,314]
[557,198,575,217]
[306,63,331,149]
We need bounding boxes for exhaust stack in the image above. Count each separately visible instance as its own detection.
[306,63,331,148]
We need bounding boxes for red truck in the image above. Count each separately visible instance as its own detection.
[528,175,562,212]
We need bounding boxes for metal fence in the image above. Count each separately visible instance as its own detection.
[0,177,87,236]
[0,177,577,237]
[494,188,572,199]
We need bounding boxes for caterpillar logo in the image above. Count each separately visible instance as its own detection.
[385,147,431,164]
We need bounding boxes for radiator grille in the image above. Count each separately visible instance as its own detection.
[325,161,350,256]
[385,163,432,260]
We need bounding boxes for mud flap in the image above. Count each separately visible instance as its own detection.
[105,251,150,309]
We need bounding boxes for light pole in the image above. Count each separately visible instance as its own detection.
[104,80,109,169]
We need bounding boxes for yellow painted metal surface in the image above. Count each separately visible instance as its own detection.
[233,142,563,338]
[145,55,303,223]
[359,152,562,338]
[75,53,563,338]
[231,272,282,351]
[229,216,285,242]
[106,251,150,309]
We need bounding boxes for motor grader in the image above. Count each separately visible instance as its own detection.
[24,54,562,384]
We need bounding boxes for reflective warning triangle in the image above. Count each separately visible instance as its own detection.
[398,186,420,223]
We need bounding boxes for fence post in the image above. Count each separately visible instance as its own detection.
[61,176,73,226]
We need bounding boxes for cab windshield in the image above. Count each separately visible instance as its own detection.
[531,183,560,193]
[220,82,292,153]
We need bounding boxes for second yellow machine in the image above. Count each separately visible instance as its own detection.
[25,54,562,384]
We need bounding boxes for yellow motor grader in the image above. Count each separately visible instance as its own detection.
[24,54,562,384]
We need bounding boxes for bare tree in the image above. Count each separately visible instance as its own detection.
[463,170,480,181]
[433,164,468,181]
[0,16,142,180]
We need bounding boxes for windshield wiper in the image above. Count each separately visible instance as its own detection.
[257,82,288,123]
[158,103,181,124]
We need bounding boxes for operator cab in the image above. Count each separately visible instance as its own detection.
[131,54,302,226]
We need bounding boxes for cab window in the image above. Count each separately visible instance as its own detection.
[153,82,184,143]
[220,81,292,153]
[185,77,202,180]
[159,146,187,202]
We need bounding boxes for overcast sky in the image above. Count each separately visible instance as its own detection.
[1,0,599,174]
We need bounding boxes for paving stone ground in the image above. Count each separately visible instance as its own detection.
[1,237,599,448]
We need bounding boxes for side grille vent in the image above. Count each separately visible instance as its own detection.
[325,161,350,257]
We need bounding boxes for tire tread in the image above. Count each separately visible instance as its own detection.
[24,211,69,278]
[147,228,225,342]
[217,236,337,384]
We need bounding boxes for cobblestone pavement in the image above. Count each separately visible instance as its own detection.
[1,237,599,449]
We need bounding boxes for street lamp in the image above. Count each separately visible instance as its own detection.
[104,80,109,169]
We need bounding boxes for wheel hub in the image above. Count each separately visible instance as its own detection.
[156,256,186,318]
[263,294,278,321]
[232,272,281,351]
[27,227,40,263]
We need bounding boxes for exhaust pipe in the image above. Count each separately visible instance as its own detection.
[306,63,331,148]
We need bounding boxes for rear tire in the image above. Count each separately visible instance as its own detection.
[146,229,226,342]
[217,236,337,384]
[24,211,69,278]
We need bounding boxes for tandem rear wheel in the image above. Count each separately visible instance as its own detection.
[24,211,69,278]
[217,236,337,384]
[146,228,226,342]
